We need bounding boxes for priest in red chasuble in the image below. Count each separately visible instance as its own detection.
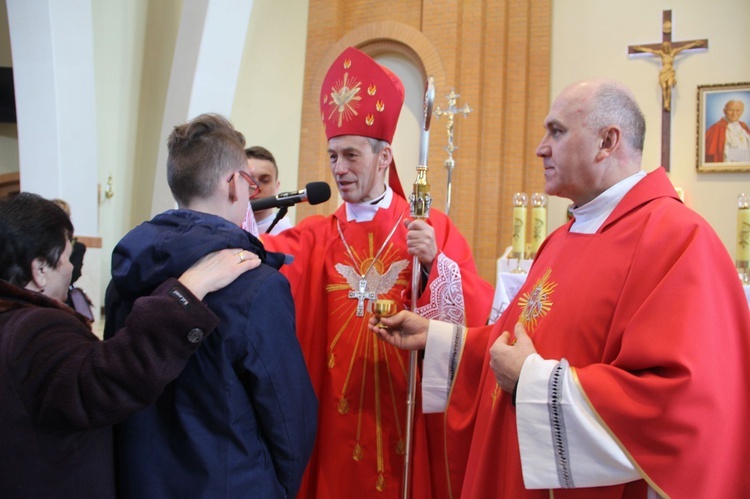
[372,79,750,498]
[261,46,493,498]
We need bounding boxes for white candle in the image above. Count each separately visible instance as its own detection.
[530,193,547,257]
[737,193,750,265]
[512,193,528,258]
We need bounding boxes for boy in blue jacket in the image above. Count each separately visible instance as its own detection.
[105,113,317,498]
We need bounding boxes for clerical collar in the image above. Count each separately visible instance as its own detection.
[570,170,646,234]
[345,186,393,222]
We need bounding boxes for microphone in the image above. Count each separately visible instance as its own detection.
[250,181,331,212]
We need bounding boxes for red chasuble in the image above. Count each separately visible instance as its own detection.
[446,168,750,498]
[262,194,493,499]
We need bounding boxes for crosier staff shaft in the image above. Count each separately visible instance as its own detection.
[402,76,435,499]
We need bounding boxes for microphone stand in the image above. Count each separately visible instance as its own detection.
[265,205,288,234]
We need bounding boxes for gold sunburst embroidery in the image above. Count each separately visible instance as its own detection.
[517,267,556,332]
[491,383,502,410]
[325,232,411,491]
[490,268,557,411]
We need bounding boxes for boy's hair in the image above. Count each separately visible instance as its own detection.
[167,113,246,206]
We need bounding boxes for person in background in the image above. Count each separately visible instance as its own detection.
[372,79,750,498]
[0,191,258,498]
[51,198,90,314]
[105,113,317,498]
[261,46,494,498]
[246,145,293,234]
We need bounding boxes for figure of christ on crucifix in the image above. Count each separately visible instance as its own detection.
[628,11,707,112]
[630,40,705,112]
[628,10,707,171]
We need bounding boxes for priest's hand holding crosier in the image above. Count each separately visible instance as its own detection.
[369,310,429,351]
[371,299,397,329]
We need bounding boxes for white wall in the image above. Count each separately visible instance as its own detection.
[89,0,309,307]
[0,1,16,175]
[231,0,309,221]
[90,0,153,321]
[549,0,750,260]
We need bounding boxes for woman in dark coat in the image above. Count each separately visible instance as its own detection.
[0,192,259,498]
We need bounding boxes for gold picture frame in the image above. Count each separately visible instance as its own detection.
[697,82,750,172]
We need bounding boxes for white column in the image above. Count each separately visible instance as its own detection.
[6,0,98,237]
[150,0,253,216]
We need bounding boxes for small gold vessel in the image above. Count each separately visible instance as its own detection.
[372,299,397,328]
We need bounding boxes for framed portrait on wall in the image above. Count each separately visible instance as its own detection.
[697,82,750,172]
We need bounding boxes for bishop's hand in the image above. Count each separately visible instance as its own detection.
[404,218,437,271]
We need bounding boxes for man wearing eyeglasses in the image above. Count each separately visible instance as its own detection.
[104,113,317,498]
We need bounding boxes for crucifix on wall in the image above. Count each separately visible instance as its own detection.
[628,10,708,171]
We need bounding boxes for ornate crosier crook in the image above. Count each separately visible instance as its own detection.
[402,76,435,499]
[433,89,472,216]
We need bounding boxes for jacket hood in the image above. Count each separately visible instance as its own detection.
[111,209,284,300]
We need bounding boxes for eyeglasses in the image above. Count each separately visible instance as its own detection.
[227,170,261,201]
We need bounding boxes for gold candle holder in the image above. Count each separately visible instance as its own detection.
[530,192,547,259]
[737,193,750,284]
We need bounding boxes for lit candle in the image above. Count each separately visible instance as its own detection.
[512,193,528,259]
[737,193,750,267]
[530,193,547,258]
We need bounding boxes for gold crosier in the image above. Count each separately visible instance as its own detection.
[401,77,436,499]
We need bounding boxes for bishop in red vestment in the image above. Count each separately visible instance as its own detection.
[262,47,493,499]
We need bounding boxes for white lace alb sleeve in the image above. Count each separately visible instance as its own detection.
[516,354,641,489]
[414,253,466,325]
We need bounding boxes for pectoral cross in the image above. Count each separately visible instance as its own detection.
[349,278,376,316]
[628,10,707,172]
